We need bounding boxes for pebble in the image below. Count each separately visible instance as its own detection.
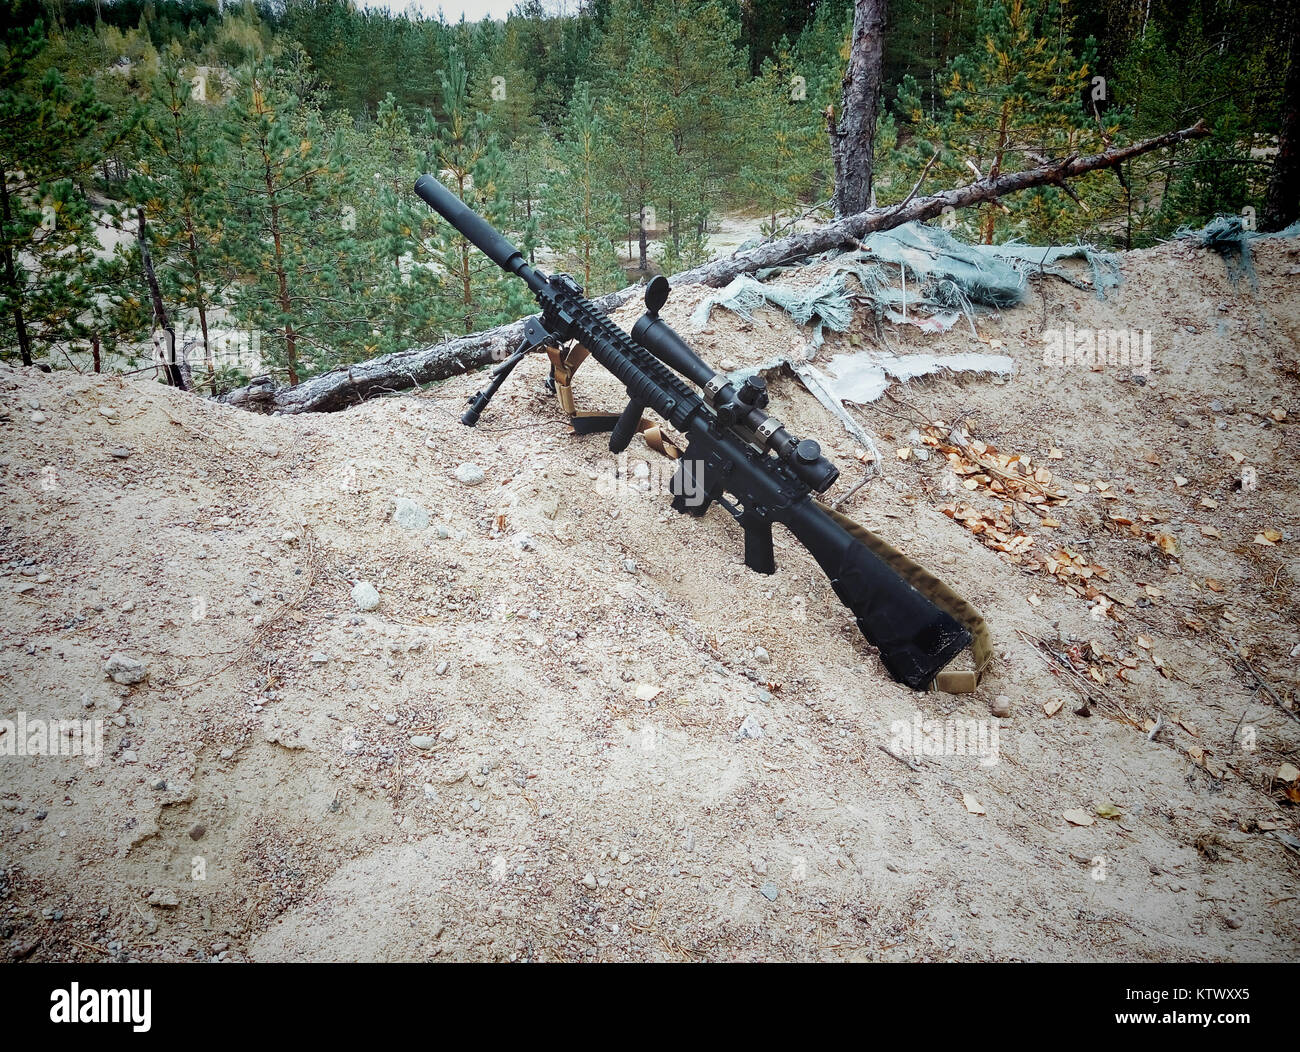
[410,735,437,750]
[759,882,779,901]
[30,411,45,424]
[351,581,380,612]
[310,652,330,665]
[581,872,598,889]
[219,748,234,760]
[754,645,771,664]
[435,661,449,675]
[737,714,764,740]
[455,463,485,486]
[392,497,430,530]
[991,695,1012,718]
[121,750,138,764]
[103,653,148,685]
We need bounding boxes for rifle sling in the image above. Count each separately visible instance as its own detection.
[814,501,992,693]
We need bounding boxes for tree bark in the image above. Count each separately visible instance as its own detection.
[137,207,188,391]
[830,0,888,217]
[1263,7,1300,232]
[222,121,1208,416]
[0,163,33,367]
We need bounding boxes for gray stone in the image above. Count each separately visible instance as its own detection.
[392,497,430,530]
[759,882,779,901]
[351,581,380,612]
[455,463,485,486]
[410,735,437,750]
[104,653,148,685]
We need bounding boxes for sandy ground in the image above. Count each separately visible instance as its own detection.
[1,233,1298,963]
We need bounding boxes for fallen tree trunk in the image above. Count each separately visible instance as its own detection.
[223,120,1207,415]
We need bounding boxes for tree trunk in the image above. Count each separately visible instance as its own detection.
[137,207,188,391]
[1263,8,1300,232]
[222,121,1209,416]
[91,333,100,373]
[0,163,33,367]
[638,204,649,272]
[829,0,888,217]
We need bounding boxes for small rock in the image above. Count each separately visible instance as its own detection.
[759,882,779,901]
[737,714,764,740]
[351,581,380,612]
[990,695,1012,718]
[110,447,132,459]
[392,497,430,530]
[581,872,598,890]
[104,653,148,686]
[455,463,485,486]
[310,652,330,665]
[435,661,449,676]
[410,735,437,750]
[121,750,138,764]
[30,411,46,424]
[753,645,771,664]
[147,889,179,908]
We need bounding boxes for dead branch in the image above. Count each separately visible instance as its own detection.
[221,120,1208,415]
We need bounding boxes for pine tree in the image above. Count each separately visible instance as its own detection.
[132,47,227,390]
[219,61,366,384]
[541,81,624,294]
[739,45,822,235]
[0,16,127,366]
[895,0,1117,243]
[421,54,533,335]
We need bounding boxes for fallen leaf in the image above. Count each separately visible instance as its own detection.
[1095,801,1125,820]
[1049,448,1063,460]
[634,683,662,702]
[1136,634,1152,649]
[963,793,985,816]
[1254,533,1276,546]
[1174,476,1189,487]
[1263,528,1282,543]
[1200,525,1222,538]
[1206,579,1224,592]
[1044,698,1064,716]
[1063,809,1096,827]
[1278,763,1300,783]
[896,447,912,460]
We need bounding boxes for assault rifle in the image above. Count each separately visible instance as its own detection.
[414,174,990,691]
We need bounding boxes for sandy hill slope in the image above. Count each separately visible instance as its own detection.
[1,234,1297,962]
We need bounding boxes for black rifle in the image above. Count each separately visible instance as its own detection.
[415,174,978,690]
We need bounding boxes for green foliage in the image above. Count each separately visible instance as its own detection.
[541,81,624,294]
[0,11,135,365]
[218,61,370,382]
[422,54,534,335]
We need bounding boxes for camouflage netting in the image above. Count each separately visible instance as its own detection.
[694,221,1123,352]
[1175,214,1300,289]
